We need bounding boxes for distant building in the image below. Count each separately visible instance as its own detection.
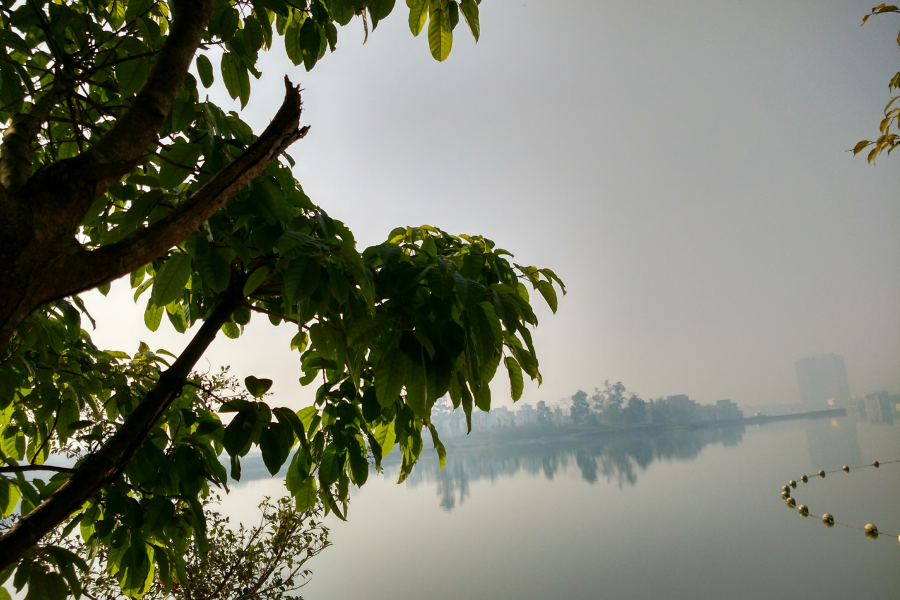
[795,354,851,410]
[517,403,535,424]
[694,404,718,422]
[691,399,744,423]
[857,392,894,425]
[665,395,697,423]
[715,399,743,421]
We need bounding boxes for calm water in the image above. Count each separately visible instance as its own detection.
[221,414,900,600]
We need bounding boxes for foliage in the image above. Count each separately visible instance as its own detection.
[67,495,328,600]
[568,390,591,425]
[0,0,565,598]
[591,380,625,423]
[621,395,647,425]
[852,3,900,162]
[535,400,551,426]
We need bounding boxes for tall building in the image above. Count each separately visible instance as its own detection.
[795,353,851,410]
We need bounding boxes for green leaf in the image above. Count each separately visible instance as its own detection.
[158,141,202,190]
[196,54,214,87]
[283,256,321,306]
[294,474,317,511]
[170,98,196,131]
[448,0,459,29]
[325,21,338,52]
[369,0,396,27]
[428,7,452,61]
[539,267,567,294]
[195,242,231,292]
[243,266,271,296]
[405,357,427,418]
[286,448,310,492]
[220,52,250,107]
[318,444,342,487]
[374,419,396,457]
[222,408,257,456]
[259,427,286,475]
[452,271,469,305]
[144,302,164,333]
[408,0,427,35]
[0,478,19,517]
[347,435,369,485]
[116,58,150,97]
[375,349,407,408]
[459,0,479,41]
[427,423,446,469]
[285,19,303,65]
[504,356,524,401]
[25,571,68,600]
[150,253,192,307]
[536,280,558,313]
[221,320,241,338]
[274,407,306,446]
[299,18,322,71]
[477,301,503,349]
[473,381,491,411]
[245,376,273,397]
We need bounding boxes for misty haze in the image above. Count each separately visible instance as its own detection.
[0,0,897,599]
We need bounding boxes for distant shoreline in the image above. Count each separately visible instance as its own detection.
[441,407,848,451]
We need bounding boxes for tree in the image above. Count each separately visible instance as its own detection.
[7,494,330,600]
[0,0,565,596]
[568,390,590,425]
[599,380,626,423]
[852,3,900,162]
[535,400,551,427]
[621,395,647,425]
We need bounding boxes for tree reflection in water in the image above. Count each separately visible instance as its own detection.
[382,425,745,511]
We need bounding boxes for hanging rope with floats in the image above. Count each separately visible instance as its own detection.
[779,459,900,544]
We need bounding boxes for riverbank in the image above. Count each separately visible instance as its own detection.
[441,407,848,451]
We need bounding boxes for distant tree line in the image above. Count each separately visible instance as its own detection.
[535,381,729,428]
[429,380,737,437]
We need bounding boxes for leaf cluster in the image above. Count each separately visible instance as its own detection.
[23,495,329,600]
[853,4,900,162]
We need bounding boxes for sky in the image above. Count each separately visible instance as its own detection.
[84,0,899,411]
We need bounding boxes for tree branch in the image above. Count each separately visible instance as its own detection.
[57,78,307,296]
[0,465,76,474]
[0,275,245,572]
[83,0,217,172]
[0,84,65,192]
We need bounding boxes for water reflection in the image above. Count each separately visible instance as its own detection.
[383,424,747,511]
[232,415,875,513]
[804,417,862,472]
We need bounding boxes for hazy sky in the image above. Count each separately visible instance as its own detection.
[85,0,899,411]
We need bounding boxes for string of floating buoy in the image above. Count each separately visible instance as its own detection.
[779,459,900,545]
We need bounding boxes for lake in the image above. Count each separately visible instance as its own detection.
[219,413,900,600]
